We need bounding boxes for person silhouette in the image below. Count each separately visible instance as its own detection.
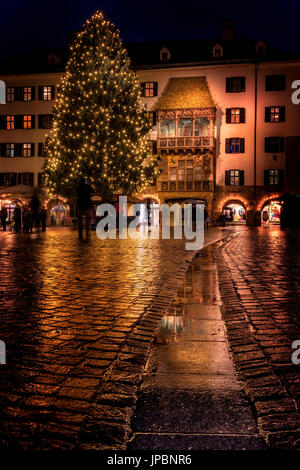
[76,177,93,239]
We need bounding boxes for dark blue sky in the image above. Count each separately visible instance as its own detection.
[1,0,300,59]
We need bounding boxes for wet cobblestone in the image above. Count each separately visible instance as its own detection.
[0,228,196,450]
[217,227,300,449]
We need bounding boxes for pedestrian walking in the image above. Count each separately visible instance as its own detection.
[30,194,41,233]
[0,206,8,231]
[13,205,22,233]
[76,177,93,239]
[40,207,47,232]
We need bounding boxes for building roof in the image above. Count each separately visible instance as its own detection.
[155,77,215,110]
[127,38,300,68]
[0,37,299,75]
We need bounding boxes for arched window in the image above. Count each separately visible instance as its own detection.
[178,119,193,137]
[160,119,175,137]
[194,117,210,136]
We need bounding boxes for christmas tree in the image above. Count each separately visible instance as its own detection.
[44,11,158,199]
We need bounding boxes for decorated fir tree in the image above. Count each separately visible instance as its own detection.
[44,11,158,199]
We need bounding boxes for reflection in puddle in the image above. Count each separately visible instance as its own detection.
[157,247,221,345]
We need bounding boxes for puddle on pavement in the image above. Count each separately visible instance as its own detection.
[128,245,267,450]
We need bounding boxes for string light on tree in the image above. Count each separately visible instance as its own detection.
[44,10,158,199]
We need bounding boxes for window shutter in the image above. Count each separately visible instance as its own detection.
[140,83,145,97]
[12,173,17,186]
[31,115,35,129]
[38,86,43,100]
[31,86,36,100]
[152,141,157,155]
[0,143,6,156]
[240,108,245,123]
[278,169,284,185]
[15,87,23,101]
[38,115,43,128]
[51,85,55,100]
[153,111,157,126]
[264,138,269,152]
[17,173,22,185]
[16,144,22,156]
[38,143,43,156]
[240,138,245,153]
[265,107,270,122]
[0,116,5,129]
[225,138,231,153]
[0,174,3,186]
[240,77,246,92]
[226,109,231,123]
[225,170,230,185]
[264,170,269,185]
[153,82,158,96]
[279,107,285,122]
[226,78,231,93]
[239,170,244,185]
[31,143,35,157]
[15,115,22,129]
[280,137,285,152]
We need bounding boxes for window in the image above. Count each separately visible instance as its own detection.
[226,108,245,124]
[266,75,286,91]
[6,143,15,157]
[23,115,33,129]
[213,44,223,58]
[39,85,55,101]
[265,106,285,123]
[168,159,200,183]
[160,48,171,61]
[3,173,17,187]
[23,87,33,102]
[6,115,15,130]
[265,137,285,153]
[38,173,45,187]
[225,138,245,153]
[38,143,47,157]
[264,169,284,185]
[38,114,53,129]
[146,111,157,127]
[225,170,244,186]
[169,167,177,181]
[22,143,34,157]
[141,82,158,98]
[6,87,15,102]
[226,77,246,93]
[22,173,34,186]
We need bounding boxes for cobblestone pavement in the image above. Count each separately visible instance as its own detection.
[216,226,300,449]
[0,227,228,450]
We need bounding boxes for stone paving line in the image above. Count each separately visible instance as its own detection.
[215,227,300,449]
[127,244,267,450]
[0,227,231,450]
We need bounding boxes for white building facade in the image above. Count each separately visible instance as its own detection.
[0,37,300,225]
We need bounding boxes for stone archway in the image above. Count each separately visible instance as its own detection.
[222,199,247,224]
[259,196,283,226]
[47,198,70,226]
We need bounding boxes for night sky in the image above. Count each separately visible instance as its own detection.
[1,0,300,59]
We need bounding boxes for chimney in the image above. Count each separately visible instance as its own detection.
[221,20,235,41]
